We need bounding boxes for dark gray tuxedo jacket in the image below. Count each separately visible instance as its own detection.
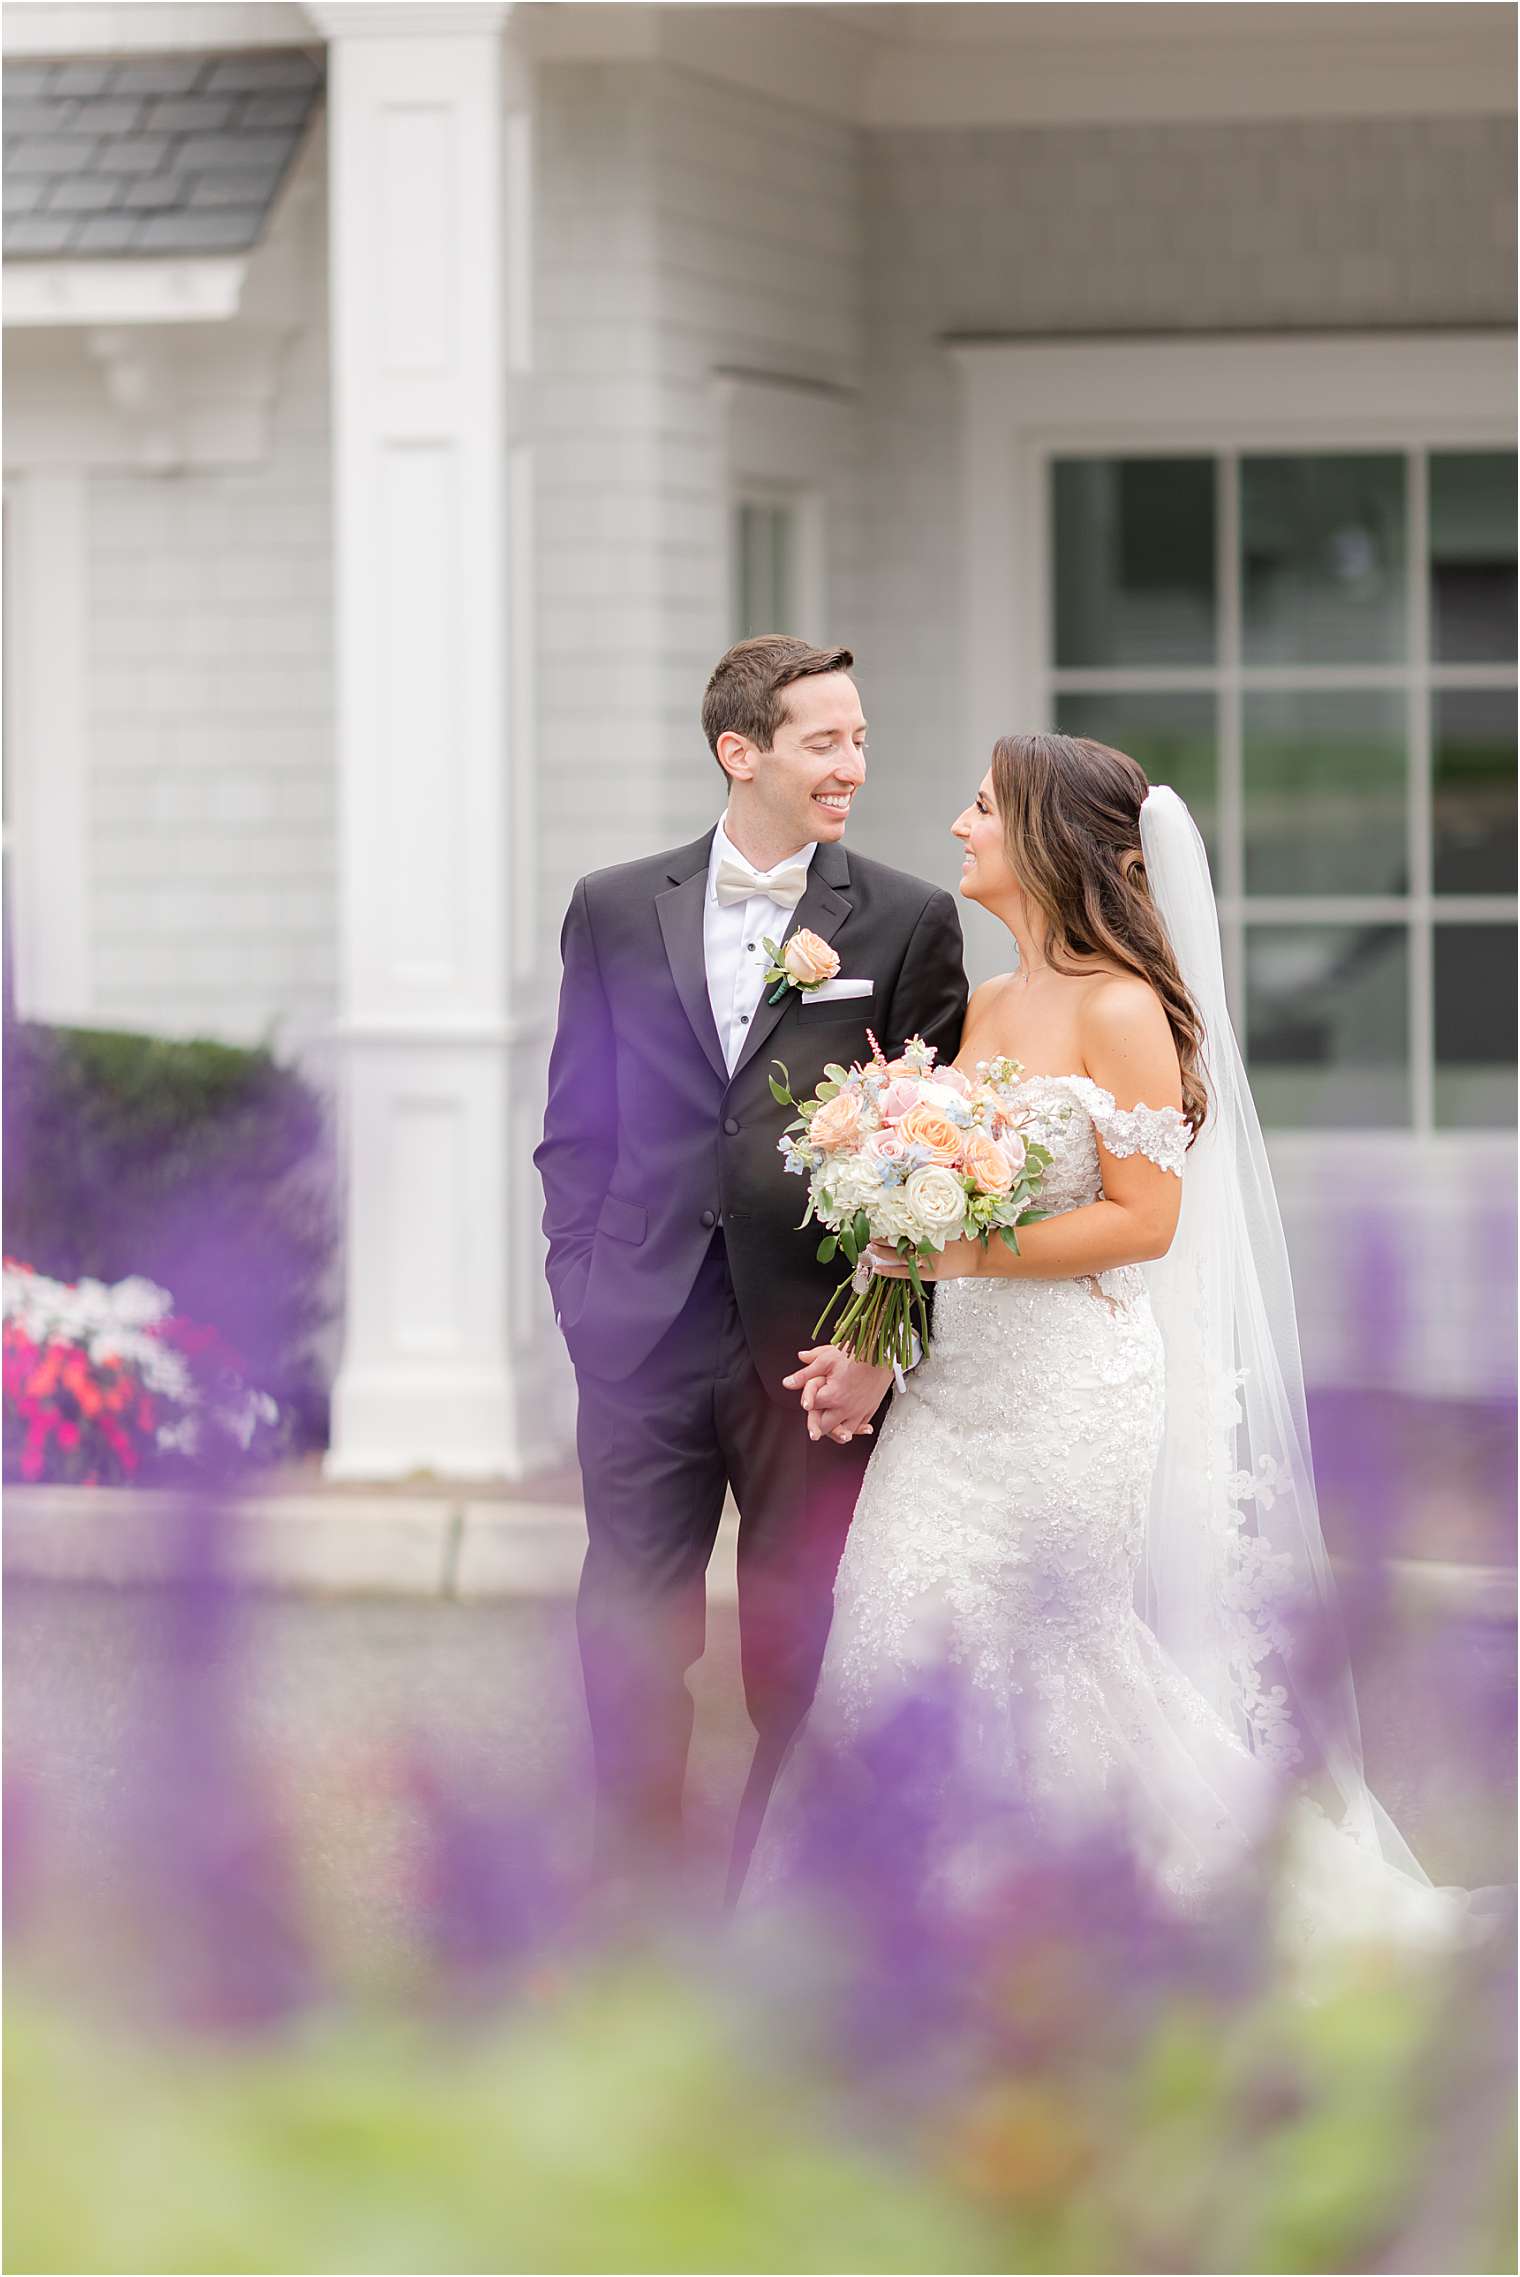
[535,827,968,1408]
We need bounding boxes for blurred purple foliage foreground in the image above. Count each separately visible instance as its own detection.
[5,1483,1515,2276]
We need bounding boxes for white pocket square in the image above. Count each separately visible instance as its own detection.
[807,976,874,1001]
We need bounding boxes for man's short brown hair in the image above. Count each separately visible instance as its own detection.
[701,636,855,768]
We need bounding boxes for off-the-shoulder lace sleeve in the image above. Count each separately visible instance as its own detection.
[1067,1078,1189,1176]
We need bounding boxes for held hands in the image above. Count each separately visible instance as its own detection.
[782,1346,893,1444]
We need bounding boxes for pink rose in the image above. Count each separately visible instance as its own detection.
[962,1129,1015,1195]
[878,1079,922,1122]
[936,1066,973,1097]
[999,1129,1027,1178]
[865,1127,908,1166]
[808,1090,865,1151]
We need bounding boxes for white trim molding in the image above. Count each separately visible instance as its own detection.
[4,260,249,331]
[1,1,312,52]
[3,471,92,1026]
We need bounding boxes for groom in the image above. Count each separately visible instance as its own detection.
[535,636,967,1892]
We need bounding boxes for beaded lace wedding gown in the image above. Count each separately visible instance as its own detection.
[751,1071,1484,1957]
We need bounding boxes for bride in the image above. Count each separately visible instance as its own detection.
[753,731,1493,1955]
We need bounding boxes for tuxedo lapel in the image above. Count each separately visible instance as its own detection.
[730,839,852,1083]
[656,831,729,1086]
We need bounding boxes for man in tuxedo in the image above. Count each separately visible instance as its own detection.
[534,636,967,1894]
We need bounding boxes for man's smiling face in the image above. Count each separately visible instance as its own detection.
[748,670,868,848]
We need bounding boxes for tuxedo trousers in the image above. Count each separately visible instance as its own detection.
[573,1230,874,1889]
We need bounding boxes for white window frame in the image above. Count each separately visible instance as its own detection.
[952,330,1516,1147]
[714,369,854,647]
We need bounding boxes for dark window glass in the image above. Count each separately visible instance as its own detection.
[1244,688,1407,896]
[1433,687,1517,895]
[1245,924,1409,1128]
[1435,924,1518,1128]
[1052,457,1216,668]
[1242,455,1406,665]
[1430,452,1517,664]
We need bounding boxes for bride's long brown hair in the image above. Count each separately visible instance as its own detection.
[990,732,1208,1139]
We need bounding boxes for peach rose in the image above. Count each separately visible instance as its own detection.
[884,1056,922,1079]
[962,1129,1015,1195]
[896,1103,964,1165]
[782,929,841,987]
[808,1089,864,1151]
[878,1079,922,1122]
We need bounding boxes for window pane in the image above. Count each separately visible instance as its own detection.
[1245,924,1409,1128]
[1434,687,1517,894]
[1050,690,1218,867]
[733,502,793,642]
[1243,688,1407,895]
[1052,458,1215,668]
[1430,451,1517,664]
[1435,924,1517,1128]
[1241,455,1406,665]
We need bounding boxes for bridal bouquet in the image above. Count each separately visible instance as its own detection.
[770,1033,1051,1369]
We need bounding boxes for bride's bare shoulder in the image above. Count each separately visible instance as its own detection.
[966,971,1020,1014]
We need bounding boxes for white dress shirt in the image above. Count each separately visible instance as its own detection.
[703,815,817,1073]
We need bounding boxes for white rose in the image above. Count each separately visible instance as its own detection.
[904,1164,967,1243]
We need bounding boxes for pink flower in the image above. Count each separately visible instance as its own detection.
[936,1066,973,1098]
[865,1127,909,1167]
[878,1080,922,1122]
[962,1129,1015,1195]
[808,1090,865,1151]
[999,1129,1028,1178]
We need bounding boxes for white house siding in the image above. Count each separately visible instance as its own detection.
[534,59,867,940]
[857,112,1518,941]
[84,190,335,1059]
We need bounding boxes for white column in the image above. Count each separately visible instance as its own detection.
[314,2,557,1480]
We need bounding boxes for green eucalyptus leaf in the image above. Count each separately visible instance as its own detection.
[816,1235,838,1263]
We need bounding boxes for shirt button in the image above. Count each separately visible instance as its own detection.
[724,1117,740,1136]
[700,1208,717,1229]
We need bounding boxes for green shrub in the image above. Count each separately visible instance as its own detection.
[3,1019,338,1449]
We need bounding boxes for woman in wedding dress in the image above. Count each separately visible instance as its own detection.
[752,733,1494,1956]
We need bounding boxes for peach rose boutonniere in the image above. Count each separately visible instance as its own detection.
[762,927,842,1005]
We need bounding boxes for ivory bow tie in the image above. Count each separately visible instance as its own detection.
[713,854,810,910]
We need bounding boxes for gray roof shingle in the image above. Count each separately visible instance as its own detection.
[2,48,323,260]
